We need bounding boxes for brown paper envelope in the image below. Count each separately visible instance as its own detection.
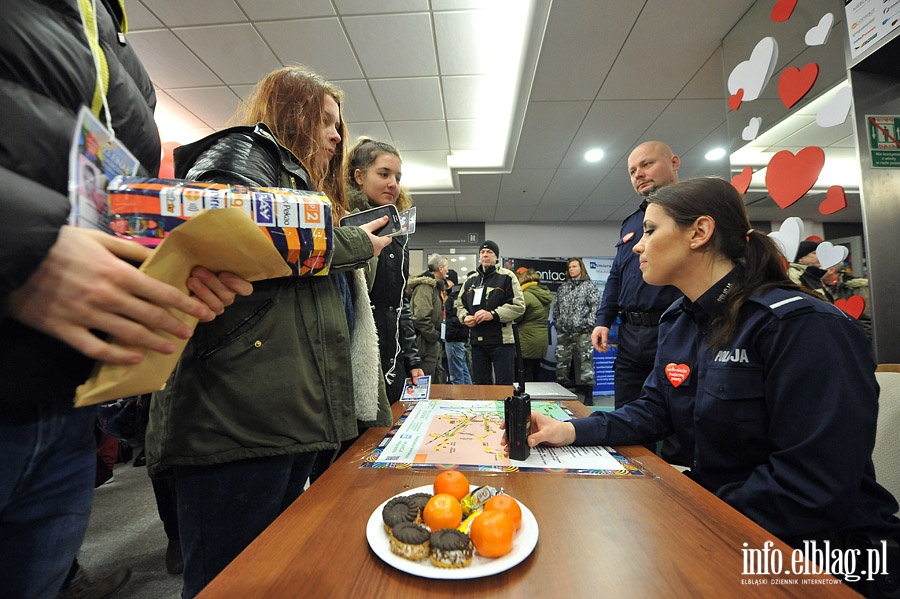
[74,208,291,406]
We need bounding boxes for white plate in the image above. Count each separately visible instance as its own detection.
[366,485,538,579]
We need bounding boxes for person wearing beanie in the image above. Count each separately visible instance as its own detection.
[787,239,834,303]
[480,240,500,258]
[794,240,818,263]
[456,241,525,384]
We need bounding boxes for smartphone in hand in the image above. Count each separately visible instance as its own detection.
[339,204,403,236]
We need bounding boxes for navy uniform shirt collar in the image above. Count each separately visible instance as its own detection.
[681,265,742,325]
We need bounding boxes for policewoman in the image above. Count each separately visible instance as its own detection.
[521,178,899,595]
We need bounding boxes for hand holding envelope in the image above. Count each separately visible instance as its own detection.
[74,208,291,406]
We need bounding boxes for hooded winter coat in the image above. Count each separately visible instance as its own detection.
[407,271,445,375]
[516,282,552,359]
[146,125,389,476]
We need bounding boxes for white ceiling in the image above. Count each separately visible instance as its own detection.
[126,0,860,226]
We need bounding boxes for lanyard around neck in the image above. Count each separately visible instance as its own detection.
[77,0,113,132]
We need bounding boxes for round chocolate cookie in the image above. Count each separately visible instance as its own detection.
[406,492,432,514]
[388,522,430,561]
[429,528,474,568]
[382,496,418,532]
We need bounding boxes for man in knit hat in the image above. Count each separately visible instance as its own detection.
[789,240,834,303]
[456,241,524,384]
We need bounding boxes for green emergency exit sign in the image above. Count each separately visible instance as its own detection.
[866,115,900,168]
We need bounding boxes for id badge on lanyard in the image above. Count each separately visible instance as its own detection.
[67,106,140,231]
[473,285,485,306]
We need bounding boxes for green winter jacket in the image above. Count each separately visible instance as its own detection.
[408,271,444,374]
[517,282,552,359]
[146,127,389,476]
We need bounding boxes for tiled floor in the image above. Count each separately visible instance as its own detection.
[76,461,182,599]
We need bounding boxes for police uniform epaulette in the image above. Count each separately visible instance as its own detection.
[749,287,816,319]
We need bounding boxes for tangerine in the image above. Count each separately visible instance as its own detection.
[433,470,470,501]
[470,509,515,558]
[484,494,523,531]
[423,493,463,531]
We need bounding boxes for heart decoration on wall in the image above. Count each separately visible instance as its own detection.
[731,166,753,194]
[727,37,779,103]
[771,0,798,22]
[819,185,848,215]
[778,63,819,109]
[835,295,866,319]
[742,117,762,141]
[765,146,825,208]
[768,216,804,263]
[805,13,834,46]
[729,89,744,111]
[815,241,849,269]
[816,86,852,128]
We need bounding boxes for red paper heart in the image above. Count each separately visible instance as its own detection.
[778,63,819,109]
[731,166,753,194]
[771,0,797,22]
[819,185,848,215]
[765,146,825,208]
[728,89,744,111]
[665,363,690,388]
[835,295,865,319]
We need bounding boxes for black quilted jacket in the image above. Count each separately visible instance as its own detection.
[0,0,160,411]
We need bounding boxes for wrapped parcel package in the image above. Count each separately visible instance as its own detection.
[107,176,333,276]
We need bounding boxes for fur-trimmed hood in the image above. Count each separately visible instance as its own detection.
[347,186,374,213]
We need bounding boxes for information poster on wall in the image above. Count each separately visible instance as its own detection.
[845,0,900,59]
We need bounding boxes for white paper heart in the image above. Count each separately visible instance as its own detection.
[742,117,762,141]
[815,241,848,269]
[768,217,804,262]
[805,13,834,47]
[816,86,852,128]
[727,37,779,102]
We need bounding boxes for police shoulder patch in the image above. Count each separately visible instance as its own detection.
[750,287,815,319]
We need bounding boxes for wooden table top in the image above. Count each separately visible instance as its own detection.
[198,385,853,598]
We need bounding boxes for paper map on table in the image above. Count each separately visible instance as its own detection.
[360,400,645,476]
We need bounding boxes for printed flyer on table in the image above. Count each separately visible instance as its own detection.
[362,400,646,476]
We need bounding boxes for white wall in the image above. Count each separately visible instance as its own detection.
[485,222,622,259]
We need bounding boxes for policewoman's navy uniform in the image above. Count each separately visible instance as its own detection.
[574,268,900,547]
